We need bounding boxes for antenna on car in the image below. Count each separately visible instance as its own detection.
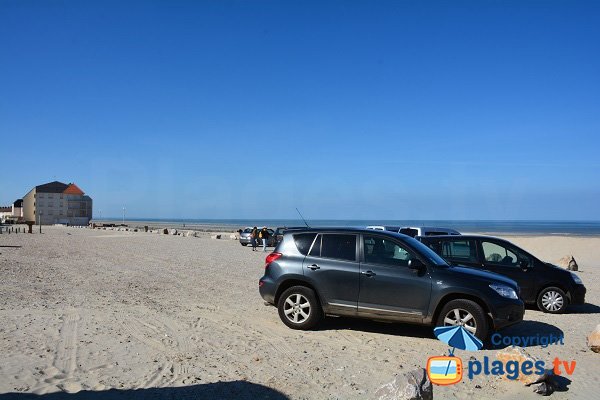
[296,208,310,228]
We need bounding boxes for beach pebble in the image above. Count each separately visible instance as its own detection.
[374,368,432,400]
[557,255,578,271]
[587,324,600,353]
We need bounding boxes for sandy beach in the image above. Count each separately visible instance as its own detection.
[1,226,599,399]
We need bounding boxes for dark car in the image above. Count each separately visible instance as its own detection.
[259,228,524,340]
[418,235,586,314]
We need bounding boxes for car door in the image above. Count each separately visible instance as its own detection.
[357,234,432,320]
[478,239,535,301]
[302,233,360,314]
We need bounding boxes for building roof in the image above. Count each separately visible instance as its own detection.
[36,181,69,193]
[0,206,11,213]
[34,181,86,195]
[13,199,23,207]
[63,183,84,195]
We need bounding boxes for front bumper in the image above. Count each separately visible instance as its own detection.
[490,298,525,330]
[570,284,586,305]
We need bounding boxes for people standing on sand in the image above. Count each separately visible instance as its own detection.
[261,227,270,252]
[251,226,258,251]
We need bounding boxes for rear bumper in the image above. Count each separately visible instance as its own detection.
[569,284,586,305]
[239,237,253,244]
[259,276,277,305]
[490,299,525,330]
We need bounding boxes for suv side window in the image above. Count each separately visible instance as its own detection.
[441,240,478,263]
[309,234,322,257]
[320,234,356,262]
[481,241,522,267]
[294,233,317,256]
[364,235,412,267]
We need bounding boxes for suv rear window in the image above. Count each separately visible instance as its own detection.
[293,233,317,255]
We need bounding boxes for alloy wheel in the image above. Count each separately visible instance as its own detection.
[443,308,477,334]
[283,293,311,324]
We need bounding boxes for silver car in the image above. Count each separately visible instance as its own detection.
[239,227,275,247]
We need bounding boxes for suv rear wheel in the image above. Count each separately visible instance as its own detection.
[277,286,323,330]
[436,299,488,340]
[537,286,567,314]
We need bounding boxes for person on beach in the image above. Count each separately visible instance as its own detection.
[250,226,258,251]
[261,227,270,252]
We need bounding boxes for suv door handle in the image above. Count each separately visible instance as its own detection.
[361,270,376,277]
[307,264,320,271]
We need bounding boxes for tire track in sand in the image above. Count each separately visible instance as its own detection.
[54,311,80,378]
[116,310,193,388]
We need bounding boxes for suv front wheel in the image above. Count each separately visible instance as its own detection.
[277,286,323,330]
[436,299,488,340]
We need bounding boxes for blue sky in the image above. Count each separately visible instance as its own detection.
[1,0,599,220]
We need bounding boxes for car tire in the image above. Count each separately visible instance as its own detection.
[277,286,323,330]
[537,286,568,314]
[240,243,247,246]
[436,299,488,341]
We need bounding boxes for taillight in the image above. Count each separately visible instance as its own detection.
[265,252,282,268]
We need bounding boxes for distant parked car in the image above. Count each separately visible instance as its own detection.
[366,225,403,232]
[273,226,306,245]
[418,235,586,314]
[398,226,461,237]
[239,227,254,246]
[366,226,461,237]
[238,227,276,247]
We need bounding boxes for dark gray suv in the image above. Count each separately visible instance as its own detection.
[259,228,524,340]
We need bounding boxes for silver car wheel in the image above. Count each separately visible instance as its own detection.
[542,290,564,312]
[283,293,311,324]
[443,308,477,334]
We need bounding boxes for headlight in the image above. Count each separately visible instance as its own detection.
[490,284,518,299]
[571,272,583,284]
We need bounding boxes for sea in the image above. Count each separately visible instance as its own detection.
[97,218,600,236]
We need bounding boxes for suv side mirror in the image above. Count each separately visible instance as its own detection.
[408,259,425,269]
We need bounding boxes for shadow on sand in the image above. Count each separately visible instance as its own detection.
[0,381,289,400]
[567,303,600,314]
[525,302,600,314]
[488,320,564,349]
[319,317,566,351]
[317,316,435,339]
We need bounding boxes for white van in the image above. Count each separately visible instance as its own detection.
[398,226,461,237]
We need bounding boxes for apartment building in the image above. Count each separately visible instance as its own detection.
[22,181,93,225]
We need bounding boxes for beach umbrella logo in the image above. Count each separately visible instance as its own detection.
[426,326,483,385]
[434,325,483,353]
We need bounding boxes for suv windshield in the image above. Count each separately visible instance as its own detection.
[404,236,449,266]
